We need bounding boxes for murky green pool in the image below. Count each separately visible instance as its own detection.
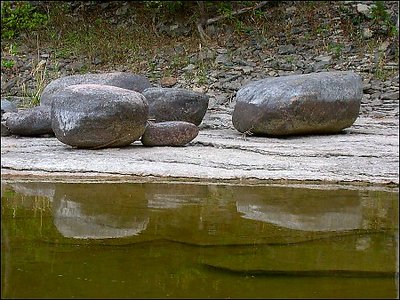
[1,181,398,298]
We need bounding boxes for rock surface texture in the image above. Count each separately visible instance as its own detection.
[5,105,53,136]
[232,71,363,136]
[142,87,209,126]
[141,121,199,147]
[40,72,152,106]
[1,113,398,185]
[1,99,18,116]
[51,84,148,149]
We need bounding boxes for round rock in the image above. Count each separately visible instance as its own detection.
[141,121,199,147]
[41,72,152,106]
[51,84,148,149]
[142,87,209,126]
[5,105,53,136]
[232,71,363,136]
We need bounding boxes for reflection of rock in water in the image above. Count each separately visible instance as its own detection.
[147,194,203,209]
[8,182,56,200]
[54,197,149,239]
[235,187,363,232]
[145,183,208,209]
[52,183,149,239]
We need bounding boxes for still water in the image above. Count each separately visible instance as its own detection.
[1,181,398,298]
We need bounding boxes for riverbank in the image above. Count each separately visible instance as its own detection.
[1,1,399,188]
[1,108,398,188]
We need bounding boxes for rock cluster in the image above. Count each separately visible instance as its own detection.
[2,69,369,147]
[2,72,205,148]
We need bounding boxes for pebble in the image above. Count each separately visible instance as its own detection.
[160,77,177,87]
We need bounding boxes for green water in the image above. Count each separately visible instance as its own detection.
[1,182,398,298]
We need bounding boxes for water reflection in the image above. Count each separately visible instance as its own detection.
[235,188,363,231]
[54,197,149,239]
[8,182,56,200]
[2,182,398,241]
[52,184,149,239]
[1,181,398,299]
[145,183,207,209]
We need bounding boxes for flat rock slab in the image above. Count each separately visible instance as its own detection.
[1,109,398,186]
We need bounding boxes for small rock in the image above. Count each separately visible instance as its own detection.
[362,28,373,39]
[285,6,297,14]
[1,121,11,136]
[313,60,331,71]
[378,41,390,52]
[66,61,85,71]
[92,57,102,65]
[380,92,399,100]
[141,121,199,147]
[356,4,371,18]
[278,44,296,55]
[115,5,128,15]
[160,77,177,87]
[215,53,230,65]
[192,86,206,93]
[315,55,332,62]
[182,64,196,72]
[216,48,228,54]
[242,66,254,74]
[1,99,18,117]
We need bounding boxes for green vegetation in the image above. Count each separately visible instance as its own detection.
[1,58,15,69]
[1,1,48,39]
[327,42,344,58]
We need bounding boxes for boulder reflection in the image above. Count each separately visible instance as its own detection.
[145,183,208,209]
[235,187,363,231]
[53,183,149,239]
[8,182,55,200]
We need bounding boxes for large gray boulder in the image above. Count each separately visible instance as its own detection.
[232,71,363,136]
[51,84,148,149]
[41,72,152,106]
[5,105,53,136]
[141,121,199,147]
[142,87,209,126]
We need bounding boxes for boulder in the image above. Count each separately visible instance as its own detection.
[1,121,11,136]
[1,99,18,117]
[41,72,152,106]
[232,71,363,136]
[142,87,209,126]
[141,121,199,147]
[51,84,148,149]
[5,105,53,136]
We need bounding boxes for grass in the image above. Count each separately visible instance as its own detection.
[1,58,15,69]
